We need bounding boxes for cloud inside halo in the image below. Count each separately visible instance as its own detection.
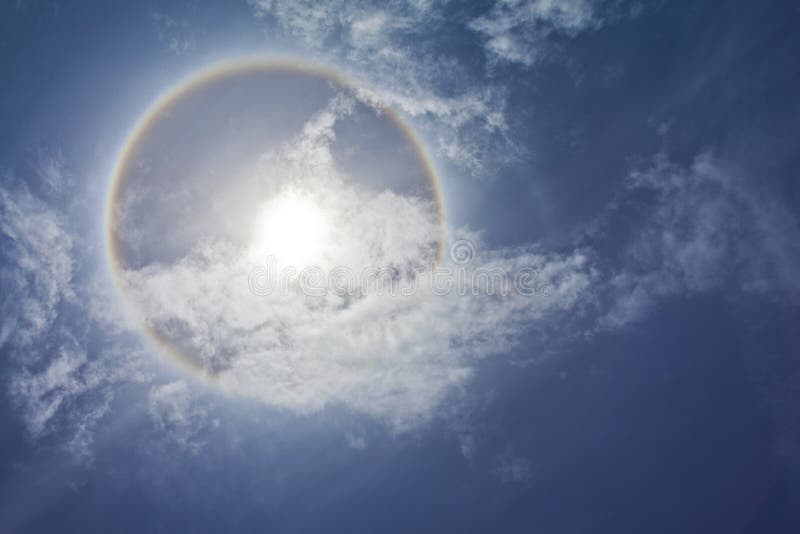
[118,95,594,429]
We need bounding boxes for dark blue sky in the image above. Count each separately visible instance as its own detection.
[1,1,799,533]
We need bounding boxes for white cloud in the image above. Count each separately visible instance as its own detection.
[470,0,602,67]
[148,381,208,453]
[125,215,588,429]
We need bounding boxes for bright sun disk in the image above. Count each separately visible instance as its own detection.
[252,192,328,267]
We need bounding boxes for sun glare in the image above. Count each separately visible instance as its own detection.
[252,192,329,267]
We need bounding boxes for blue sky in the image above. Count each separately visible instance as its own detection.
[1,1,800,532]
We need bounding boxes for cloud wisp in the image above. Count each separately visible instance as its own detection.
[0,178,153,460]
[597,151,800,328]
[470,0,602,67]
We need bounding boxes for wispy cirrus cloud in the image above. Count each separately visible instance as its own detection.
[149,380,210,454]
[33,146,71,193]
[149,10,196,55]
[0,176,148,461]
[470,0,603,67]
[247,0,518,177]
[0,183,75,348]
[596,151,800,328]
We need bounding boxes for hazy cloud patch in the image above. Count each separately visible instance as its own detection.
[598,151,800,328]
[149,381,209,454]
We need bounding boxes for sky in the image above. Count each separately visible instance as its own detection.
[1,1,799,532]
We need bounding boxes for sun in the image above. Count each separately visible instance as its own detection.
[251,191,329,268]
